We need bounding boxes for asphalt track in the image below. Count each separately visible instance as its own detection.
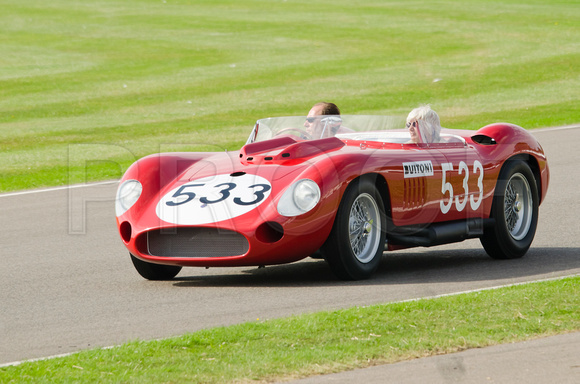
[1,126,579,377]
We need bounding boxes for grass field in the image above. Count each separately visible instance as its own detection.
[1,276,578,383]
[1,0,579,191]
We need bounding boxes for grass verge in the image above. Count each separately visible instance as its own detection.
[1,276,578,383]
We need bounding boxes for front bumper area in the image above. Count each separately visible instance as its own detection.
[141,227,250,258]
[118,217,328,267]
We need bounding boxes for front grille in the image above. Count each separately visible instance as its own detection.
[146,228,249,258]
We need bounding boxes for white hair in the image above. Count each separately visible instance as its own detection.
[407,105,441,143]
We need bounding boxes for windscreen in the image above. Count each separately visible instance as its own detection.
[247,115,408,144]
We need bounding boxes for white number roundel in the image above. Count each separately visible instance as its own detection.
[156,173,272,225]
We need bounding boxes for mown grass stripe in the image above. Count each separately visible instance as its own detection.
[1,0,579,192]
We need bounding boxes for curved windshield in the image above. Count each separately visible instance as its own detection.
[247,115,406,143]
[246,115,466,146]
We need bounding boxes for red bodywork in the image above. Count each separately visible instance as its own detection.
[116,123,549,268]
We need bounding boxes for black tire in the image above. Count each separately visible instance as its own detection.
[130,254,182,280]
[322,178,387,280]
[480,160,539,259]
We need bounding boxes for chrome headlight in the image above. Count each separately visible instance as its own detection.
[277,179,321,217]
[115,179,142,216]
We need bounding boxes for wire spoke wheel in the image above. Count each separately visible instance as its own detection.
[503,173,533,240]
[322,178,387,280]
[481,160,539,260]
[348,193,381,263]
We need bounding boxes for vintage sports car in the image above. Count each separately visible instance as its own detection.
[115,115,549,280]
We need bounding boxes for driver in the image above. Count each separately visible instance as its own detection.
[304,102,351,139]
[406,105,441,144]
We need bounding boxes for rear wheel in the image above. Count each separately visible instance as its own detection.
[480,160,539,259]
[323,179,387,280]
[130,254,182,280]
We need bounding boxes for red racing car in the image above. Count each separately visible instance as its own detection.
[115,115,549,280]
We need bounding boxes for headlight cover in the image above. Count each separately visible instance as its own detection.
[115,179,142,216]
[277,179,321,217]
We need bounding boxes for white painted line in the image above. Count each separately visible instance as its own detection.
[531,124,580,133]
[1,273,577,368]
[0,352,79,368]
[0,180,119,198]
[392,273,580,304]
[0,346,117,368]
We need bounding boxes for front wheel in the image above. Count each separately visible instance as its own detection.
[480,160,539,259]
[322,179,387,280]
[130,254,182,280]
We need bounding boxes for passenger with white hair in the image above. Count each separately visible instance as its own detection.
[406,105,441,144]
